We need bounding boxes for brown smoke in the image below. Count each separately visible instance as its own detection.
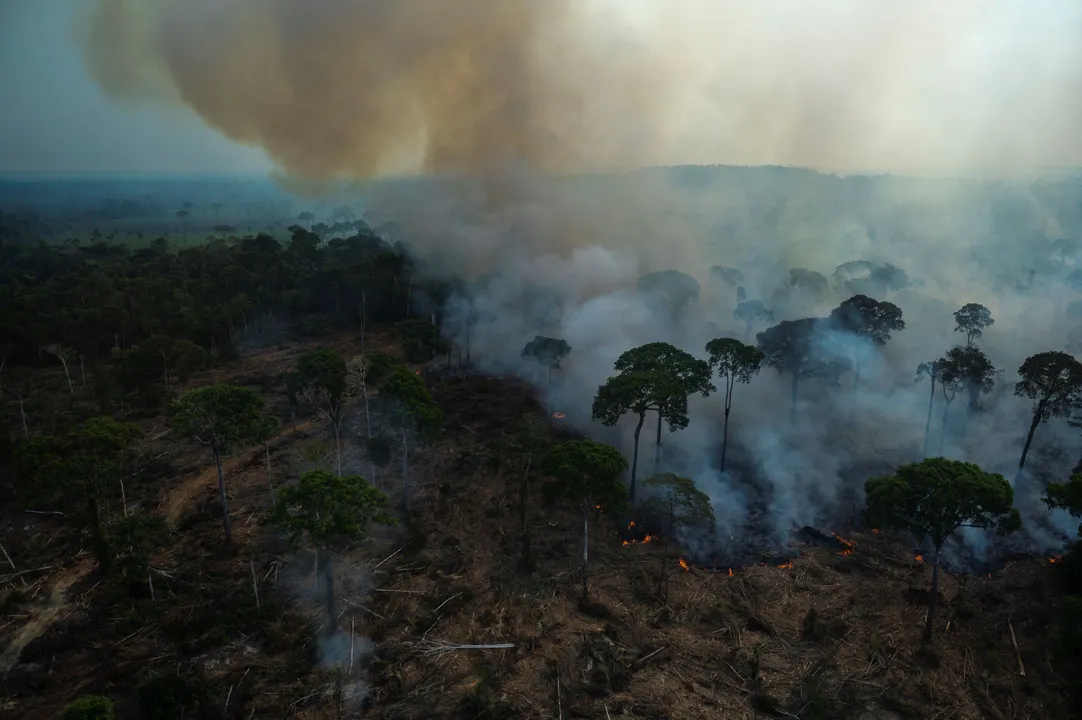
[80,0,1082,182]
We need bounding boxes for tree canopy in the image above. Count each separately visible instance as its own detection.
[938,345,996,412]
[954,303,994,345]
[829,294,906,346]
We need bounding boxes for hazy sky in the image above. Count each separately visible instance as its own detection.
[1,0,1080,178]
[0,0,272,176]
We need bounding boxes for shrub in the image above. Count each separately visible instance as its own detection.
[62,695,116,720]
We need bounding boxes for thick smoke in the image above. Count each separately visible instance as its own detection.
[79,1,1082,562]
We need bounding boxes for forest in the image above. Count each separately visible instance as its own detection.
[1,166,1082,720]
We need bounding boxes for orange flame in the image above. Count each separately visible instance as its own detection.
[776,561,794,569]
[727,568,733,576]
[552,412,567,420]
[679,559,690,571]
[871,528,880,534]
[914,554,924,563]
[594,504,601,510]
[832,532,856,556]
[1049,556,1063,564]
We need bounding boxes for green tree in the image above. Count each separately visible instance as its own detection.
[592,370,687,503]
[705,338,764,470]
[505,414,553,570]
[269,468,394,631]
[112,512,171,596]
[170,384,276,545]
[395,319,447,363]
[613,342,714,470]
[757,318,850,422]
[291,349,349,474]
[14,416,140,574]
[541,440,628,602]
[939,345,996,413]
[1014,351,1082,473]
[521,335,572,388]
[380,365,443,515]
[1045,473,1082,537]
[954,303,994,346]
[864,458,1021,642]
[644,473,714,599]
[62,695,116,720]
[829,294,905,390]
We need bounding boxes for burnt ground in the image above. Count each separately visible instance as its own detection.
[1,332,1079,719]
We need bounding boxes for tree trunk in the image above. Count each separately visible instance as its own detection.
[363,387,372,439]
[654,411,663,471]
[1018,407,1043,472]
[85,488,110,574]
[939,398,953,455]
[922,375,936,458]
[333,422,342,477]
[465,325,471,361]
[318,546,337,633]
[629,412,646,503]
[790,371,799,423]
[401,429,410,516]
[721,379,733,471]
[62,359,73,393]
[79,355,86,388]
[265,443,276,505]
[581,500,590,603]
[520,457,532,571]
[214,447,233,545]
[922,548,942,643]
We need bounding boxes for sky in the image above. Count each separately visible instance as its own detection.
[0,1,272,176]
[1,0,1080,178]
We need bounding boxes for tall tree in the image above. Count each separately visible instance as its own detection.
[915,360,945,458]
[954,303,994,346]
[541,440,628,603]
[505,414,553,570]
[380,366,443,515]
[520,335,572,388]
[41,343,76,393]
[1014,351,1082,473]
[939,345,996,413]
[864,458,1021,643]
[592,370,688,503]
[613,342,714,469]
[291,349,348,475]
[757,318,850,422]
[345,354,373,439]
[643,473,715,599]
[636,270,701,319]
[1045,472,1082,537]
[13,416,140,573]
[705,338,764,470]
[829,294,905,390]
[170,384,276,545]
[733,299,774,340]
[268,468,394,632]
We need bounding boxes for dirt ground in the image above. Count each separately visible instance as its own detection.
[0,332,1077,719]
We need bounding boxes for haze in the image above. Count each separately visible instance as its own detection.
[2,0,1080,178]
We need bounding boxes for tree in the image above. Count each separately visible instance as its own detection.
[757,318,850,422]
[42,342,76,393]
[613,342,714,470]
[637,270,701,319]
[829,294,905,390]
[346,355,373,439]
[705,338,764,470]
[505,414,553,569]
[1014,351,1082,472]
[62,695,117,720]
[1045,473,1082,537]
[269,468,394,632]
[541,440,628,602]
[954,303,994,346]
[395,319,447,363]
[521,335,572,387]
[643,473,714,599]
[292,349,349,475]
[939,345,996,413]
[13,416,140,573]
[297,211,315,224]
[788,268,829,297]
[592,370,689,503]
[864,458,1021,642]
[380,365,443,515]
[915,360,946,458]
[733,299,774,340]
[170,385,276,545]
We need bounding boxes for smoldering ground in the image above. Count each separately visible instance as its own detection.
[76,1,1082,564]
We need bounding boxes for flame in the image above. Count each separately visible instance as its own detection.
[628,521,635,528]
[679,559,690,571]
[914,554,924,563]
[871,528,880,534]
[832,532,856,556]
[414,370,421,375]
[727,568,733,576]
[594,504,601,510]
[1049,556,1063,564]
[622,540,629,546]
[776,561,794,569]
[552,412,567,420]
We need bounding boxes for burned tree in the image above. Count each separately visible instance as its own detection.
[757,318,850,422]
[541,440,628,603]
[613,342,714,470]
[381,366,443,516]
[865,458,1021,643]
[643,473,714,600]
[520,335,572,388]
[705,337,764,471]
[506,414,553,570]
[733,299,774,340]
[1014,351,1082,473]
[954,303,994,346]
[291,349,349,475]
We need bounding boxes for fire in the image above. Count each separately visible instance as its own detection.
[414,370,421,375]
[1049,556,1063,564]
[678,559,690,571]
[727,568,733,576]
[871,528,880,534]
[552,412,567,420]
[914,554,924,563]
[832,532,856,556]
[776,560,794,569]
